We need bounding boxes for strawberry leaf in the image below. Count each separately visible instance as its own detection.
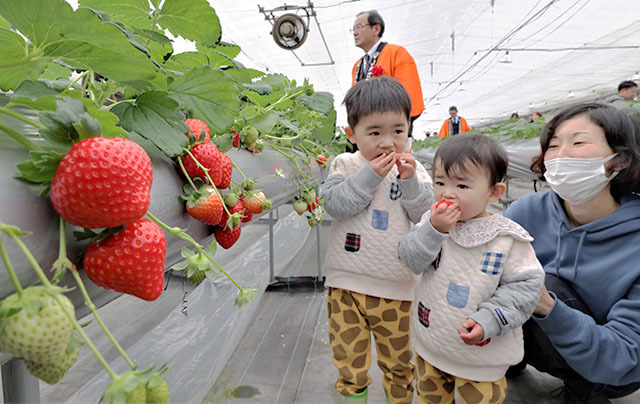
[300,91,334,115]
[168,66,239,133]
[0,28,45,91]
[79,0,154,30]
[157,0,221,48]
[111,90,188,157]
[15,150,65,186]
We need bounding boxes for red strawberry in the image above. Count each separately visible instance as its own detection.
[220,200,249,226]
[214,225,241,249]
[185,186,223,226]
[184,118,210,143]
[436,200,454,208]
[242,191,268,214]
[83,218,167,301]
[231,130,240,148]
[316,155,328,166]
[216,152,233,189]
[181,142,222,186]
[50,137,153,229]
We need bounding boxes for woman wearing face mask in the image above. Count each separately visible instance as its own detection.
[505,103,640,404]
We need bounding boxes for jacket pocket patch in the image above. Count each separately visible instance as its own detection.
[345,232,361,252]
[389,182,402,200]
[446,281,470,309]
[371,209,389,230]
[480,252,504,275]
[417,301,430,328]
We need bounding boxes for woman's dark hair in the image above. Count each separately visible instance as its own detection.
[531,102,640,199]
[434,134,508,185]
[342,76,411,128]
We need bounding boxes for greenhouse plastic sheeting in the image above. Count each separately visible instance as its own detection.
[64,210,312,403]
[413,138,541,181]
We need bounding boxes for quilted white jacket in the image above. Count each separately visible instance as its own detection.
[321,151,433,301]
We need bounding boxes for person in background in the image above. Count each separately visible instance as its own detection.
[510,112,520,120]
[321,76,433,404]
[438,106,470,137]
[400,134,544,404]
[505,103,640,404]
[529,111,543,123]
[351,10,424,132]
[604,80,638,103]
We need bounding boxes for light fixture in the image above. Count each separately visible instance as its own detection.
[566,91,575,99]
[632,71,640,81]
[457,82,466,91]
[499,51,512,64]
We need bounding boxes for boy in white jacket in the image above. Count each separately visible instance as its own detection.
[399,134,544,404]
[322,77,433,404]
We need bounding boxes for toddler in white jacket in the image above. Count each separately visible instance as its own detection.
[399,134,544,404]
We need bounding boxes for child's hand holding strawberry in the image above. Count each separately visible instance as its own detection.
[396,152,416,179]
[430,199,460,233]
[370,151,397,178]
[458,318,486,345]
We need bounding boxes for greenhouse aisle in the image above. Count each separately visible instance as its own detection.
[204,182,640,404]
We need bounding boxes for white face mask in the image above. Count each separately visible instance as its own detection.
[544,154,618,205]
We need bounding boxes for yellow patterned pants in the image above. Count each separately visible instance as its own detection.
[328,288,414,404]
[415,355,507,404]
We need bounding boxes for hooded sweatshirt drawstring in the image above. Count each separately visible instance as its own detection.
[554,223,563,277]
[572,230,587,279]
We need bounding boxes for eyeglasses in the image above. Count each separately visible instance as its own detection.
[349,23,371,33]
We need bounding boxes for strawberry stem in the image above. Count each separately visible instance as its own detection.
[145,212,244,293]
[56,218,136,369]
[0,236,23,296]
[0,106,46,130]
[2,225,117,380]
[0,121,44,152]
[177,157,198,190]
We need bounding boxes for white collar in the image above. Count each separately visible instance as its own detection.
[366,39,383,58]
[447,214,533,247]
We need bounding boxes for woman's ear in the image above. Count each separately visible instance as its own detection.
[345,127,356,144]
[488,182,507,202]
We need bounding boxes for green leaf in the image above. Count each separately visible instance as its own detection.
[12,80,65,99]
[0,15,9,29]
[301,91,334,115]
[157,0,221,48]
[73,113,102,140]
[243,82,273,96]
[38,97,87,145]
[79,0,154,30]
[39,62,73,81]
[164,51,210,72]
[0,28,44,91]
[168,66,240,133]
[110,90,188,157]
[252,111,280,133]
[15,150,65,185]
[80,99,128,138]
[204,239,217,256]
[311,109,337,145]
[132,28,173,63]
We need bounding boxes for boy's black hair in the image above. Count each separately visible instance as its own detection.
[618,80,638,92]
[531,102,640,199]
[434,134,508,185]
[449,106,458,111]
[342,76,412,128]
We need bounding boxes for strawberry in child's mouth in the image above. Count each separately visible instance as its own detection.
[436,200,454,208]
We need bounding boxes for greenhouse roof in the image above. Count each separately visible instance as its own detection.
[200,0,640,137]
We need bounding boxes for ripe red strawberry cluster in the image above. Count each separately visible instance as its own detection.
[50,137,167,301]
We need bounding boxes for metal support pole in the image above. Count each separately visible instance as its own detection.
[2,358,40,404]
[315,221,322,280]
[268,210,275,283]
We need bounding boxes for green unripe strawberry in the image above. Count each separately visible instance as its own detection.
[25,333,81,384]
[243,127,259,146]
[0,286,74,365]
[125,384,147,403]
[146,375,170,404]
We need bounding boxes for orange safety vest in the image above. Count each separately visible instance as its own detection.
[352,43,424,119]
[438,116,470,137]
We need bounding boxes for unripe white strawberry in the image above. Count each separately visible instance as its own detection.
[25,333,81,384]
[0,286,74,365]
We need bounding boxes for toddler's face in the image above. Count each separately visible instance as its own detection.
[433,159,499,221]
[347,111,410,161]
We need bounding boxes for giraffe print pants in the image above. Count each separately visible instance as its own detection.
[415,355,507,404]
[328,288,414,404]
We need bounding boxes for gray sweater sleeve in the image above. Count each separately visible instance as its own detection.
[399,175,434,223]
[321,163,383,220]
[399,216,448,274]
[470,241,545,339]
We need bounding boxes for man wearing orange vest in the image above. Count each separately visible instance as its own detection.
[351,10,424,131]
[438,105,470,137]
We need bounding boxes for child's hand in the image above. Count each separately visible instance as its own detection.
[396,152,416,179]
[430,200,460,233]
[458,319,485,345]
[370,151,397,178]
